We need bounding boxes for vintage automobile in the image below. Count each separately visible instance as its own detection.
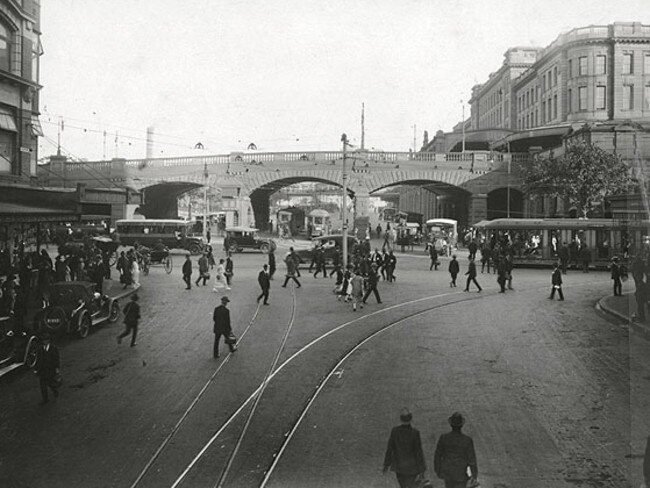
[36,282,121,338]
[294,234,358,266]
[225,227,274,253]
[0,315,39,376]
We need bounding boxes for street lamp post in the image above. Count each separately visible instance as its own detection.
[506,141,511,218]
[195,142,208,242]
[341,133,349,271]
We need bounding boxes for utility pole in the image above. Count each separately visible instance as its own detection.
[57,117,63,156]
[507,141,511,218]
[413,124,417,153]
[360,103,365,150]
[341,133,349,271]
[195,142,208,242]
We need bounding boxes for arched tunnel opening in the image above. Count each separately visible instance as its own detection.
[250,177,353,231]
[139,182,203,219]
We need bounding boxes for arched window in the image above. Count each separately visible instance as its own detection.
[0,22,11,71]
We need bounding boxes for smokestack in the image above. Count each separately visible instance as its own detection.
[146,126,155,159]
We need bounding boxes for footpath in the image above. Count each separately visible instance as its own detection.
[598,292,650,339]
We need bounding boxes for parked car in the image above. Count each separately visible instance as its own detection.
[0,315,39,376]
[36,282,121,338]
[224,227,274,253]
[294,234,358,266]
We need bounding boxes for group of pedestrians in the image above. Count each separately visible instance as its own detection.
[182,252,234,292]
[383,408,478,488]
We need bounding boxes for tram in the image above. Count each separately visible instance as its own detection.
[276,207,305,237]
[473,218,650,269]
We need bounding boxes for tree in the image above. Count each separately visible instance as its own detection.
[520,138,633,218]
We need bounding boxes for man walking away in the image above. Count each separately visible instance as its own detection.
[434,412,478,488]
[182,255,192,290]
[480,244,491,274]
[257,264,271,305]
[225,254,234,288]
[35,332,60,405]
[213,296,236,358]
[362,264,382,305]
[117,293,141,347]
[467,240,478,260]
[429,243,439,271]
[549,262,564,300]
[611,256,623,296]
[496,257,508,293]
[195,253,209,286]
[505,253,514,290]
[282,248,302,288]
[463,257,482,293]
[386,251,397,283]
[383,408,427,488]
[448,255,459,287]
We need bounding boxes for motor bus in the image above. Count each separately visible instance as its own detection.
[306,209,331,237]
[114,219,205,254]
[473,218,650,269]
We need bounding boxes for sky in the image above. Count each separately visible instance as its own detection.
[38,0,650,161]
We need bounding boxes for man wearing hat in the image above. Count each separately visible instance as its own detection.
[434,412,478,488]
[34,332,60,405]
[383,408,427,488]
[213,296,236,358]
[362,262,382,305]
[118,293,141,347]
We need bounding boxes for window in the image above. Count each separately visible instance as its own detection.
[553,94,557,119]
[578,86,587,110]
[596,85,606,110]
[645,85,650,110]
[623,53,633,74]
[623,85,634,110]
[567,88,572,113]
[595,55,607,75]
[553,66,558,86]
[541,101,546,124]
[542,75,545,92]
[579,56,588,75]
[535,109,538,126]
[0,23,10,72]
[568,59,573,78]
[645,53,650,74]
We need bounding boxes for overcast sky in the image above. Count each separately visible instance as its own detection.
[38,0,650,161]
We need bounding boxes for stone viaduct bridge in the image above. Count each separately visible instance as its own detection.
[39,149,527,228]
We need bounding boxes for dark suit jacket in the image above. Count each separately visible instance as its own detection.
[182,259,192,276]
[258,271,270,290]
[644,435,650,481]
[434,430,477,481]
[213,305,231,334]
[36,344,60,378]
[383,424,426,475]
[552,269,563,286]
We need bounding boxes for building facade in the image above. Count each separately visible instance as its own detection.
[0,0,41,181]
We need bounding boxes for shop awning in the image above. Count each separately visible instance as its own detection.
[0,107,17,132]
[30,114,43,136]
[0,202,77,223]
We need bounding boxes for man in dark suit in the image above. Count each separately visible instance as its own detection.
[644,435,650,486]
[434,412,478,488]
[383,408,427,488]
[257,264,271,305]
[362,264,382,305]
[182,254,192,290]
[35,333,60,405]
[213,296,236,358]
[549,262,564,300]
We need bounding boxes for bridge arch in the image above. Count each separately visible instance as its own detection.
[139,181,203,219]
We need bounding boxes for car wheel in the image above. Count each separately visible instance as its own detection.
[259,243,269,253]
[44,307,66,333]
[24,337,39,368]
[77,313,91,338]
[164,256,173,274]
[108,302,120,323]
[189,243,202,255]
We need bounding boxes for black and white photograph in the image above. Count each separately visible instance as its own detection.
[1,1,650,486]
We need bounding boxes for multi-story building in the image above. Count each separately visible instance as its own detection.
[0,0,42,180]
[468,22,650,152]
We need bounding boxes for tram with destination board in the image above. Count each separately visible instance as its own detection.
[473,218,650,269]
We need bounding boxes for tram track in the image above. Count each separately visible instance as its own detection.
[132,278,609,488]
